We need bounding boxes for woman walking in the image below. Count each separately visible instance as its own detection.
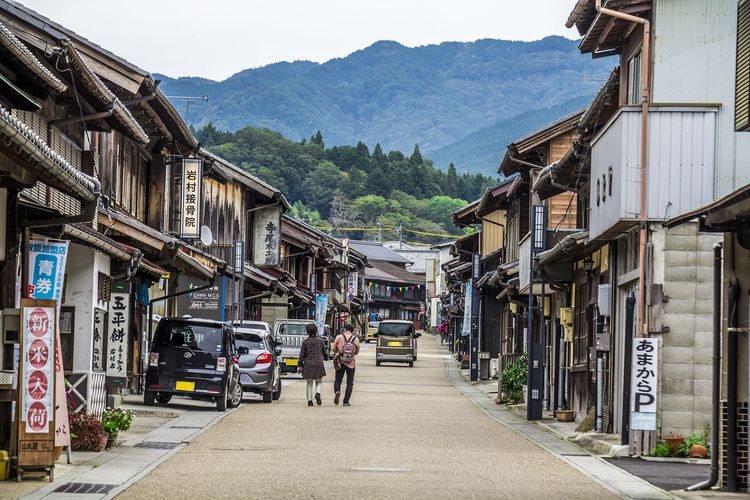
[298,323,327,406]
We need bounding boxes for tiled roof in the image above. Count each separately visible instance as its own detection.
[349,240,411,264]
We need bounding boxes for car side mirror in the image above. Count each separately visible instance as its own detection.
[275,348,282,356]
[238,346,249,355]
[275,338,283,346]
[414,332,422,338]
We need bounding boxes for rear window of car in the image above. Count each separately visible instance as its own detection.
[155,322,224,352]
[368,321,379,328]
[378,323,413,336]
[235,331,265,349]
[277,323,308,335]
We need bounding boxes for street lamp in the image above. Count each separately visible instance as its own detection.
[583,256,594,275]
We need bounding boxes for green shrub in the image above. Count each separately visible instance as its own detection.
[70,411,106,451]
[680,432,708,457]
[650,443,672,457]
[500,354,527,404]
[101,407,135,434]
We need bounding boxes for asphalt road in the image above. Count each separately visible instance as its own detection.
[118,335,614,499]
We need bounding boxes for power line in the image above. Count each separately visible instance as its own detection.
[314,226,461,239]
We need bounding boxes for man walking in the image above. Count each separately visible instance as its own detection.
[333,323,360,406]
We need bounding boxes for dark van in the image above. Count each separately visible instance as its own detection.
[144,317,244,411]
[375,320,421,367]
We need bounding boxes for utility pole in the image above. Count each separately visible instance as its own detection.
[399,222,403,248]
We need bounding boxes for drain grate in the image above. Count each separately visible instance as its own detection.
[53,483,115,494]
[350,467,412,473]
[134,441,179,450]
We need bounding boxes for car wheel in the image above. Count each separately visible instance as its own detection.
[272,377,282,401]
[228,383,243,408]
[262,390,273,403]
[144,390,155,406]
[156,393,172,404]
[216,385,228,412]
[376,361,381,367]
[409,362,414,367]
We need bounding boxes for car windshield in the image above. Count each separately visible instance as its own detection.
[378,323,413,336]
[235,332,265,349]
[368,321,379,328]
[155,323,224,352]
[278,323,308,335]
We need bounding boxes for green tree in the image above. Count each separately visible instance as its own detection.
[426,195,468,229]
[301,161,345,216]
[310,129,325,148]
[445,162,459,198]
[288,201,324,226]
[353,195,388,224]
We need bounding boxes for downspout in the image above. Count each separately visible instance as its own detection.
[687,242,721,491]
[594,0,651,338]
[727,280,740,492]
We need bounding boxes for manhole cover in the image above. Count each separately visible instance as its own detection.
[350,467,412,473]
[134,441,179,450]
[53,483,115,494]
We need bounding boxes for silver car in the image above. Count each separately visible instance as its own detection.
[233,323,282,403]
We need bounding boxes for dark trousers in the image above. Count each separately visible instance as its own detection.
[334,365,355,403]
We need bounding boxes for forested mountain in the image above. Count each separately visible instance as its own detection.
[195,125,494,243]
[158,36,613,174]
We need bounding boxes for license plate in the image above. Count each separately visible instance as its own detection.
[175,380,195,392]
[388,341,401,347]
[285,358,298,366]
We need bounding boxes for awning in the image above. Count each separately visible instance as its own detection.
[476,271,496,288]
[63,222,133,262]
[137,258,168,282]
[173,248,215,281]
[536,230,589,266]
[98,207,175,251]
[0,104,99,202]
[0,20,67,93]
[664,182,750,231]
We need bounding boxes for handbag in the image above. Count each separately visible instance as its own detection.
[332,353,342,371]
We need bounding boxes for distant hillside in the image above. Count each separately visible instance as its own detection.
[157,36,613,174]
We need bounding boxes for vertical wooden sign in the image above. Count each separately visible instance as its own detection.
[17,299,56,469]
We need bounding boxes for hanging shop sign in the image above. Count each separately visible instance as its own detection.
[461,282,472,337]
[26,240,68,300]
[174,276,222,320]
[252,205,281,266]
[347,272,358,302]
[106,285,131,386]
[17,299,56,468]
[92,308,106,372]
[180,158,203,239]
[630,337,658,431]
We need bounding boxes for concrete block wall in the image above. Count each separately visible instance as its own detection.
[657,222,720,437]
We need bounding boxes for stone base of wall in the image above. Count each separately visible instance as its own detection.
[721,401,749,491]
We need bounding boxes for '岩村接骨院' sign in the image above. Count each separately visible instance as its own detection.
[180,158,203,239]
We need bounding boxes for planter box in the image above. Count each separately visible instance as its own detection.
[555,410,575,422]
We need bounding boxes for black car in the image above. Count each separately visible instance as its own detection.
[144,317,244,411]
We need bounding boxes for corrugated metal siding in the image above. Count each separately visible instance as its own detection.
[590,108,716,239]
[652,0,744,196]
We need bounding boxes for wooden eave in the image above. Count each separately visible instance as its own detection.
[476,175,517,217]
[0,18,65,93]
[150,90,198,152]
[578,1,652,55]
[451,198,481,227]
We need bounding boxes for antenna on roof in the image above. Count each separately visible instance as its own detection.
[165,94,209,123]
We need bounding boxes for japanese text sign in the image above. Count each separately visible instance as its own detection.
[347,272,358,302]
[93,308,106,372]
[26,240,68,300]
[22,306,55,434]
[252,205,281,266]
[315,293,328,335]
[631,337,658,431]
[180,158,203,239]
[461,282,472,337]
[107,290,130,381]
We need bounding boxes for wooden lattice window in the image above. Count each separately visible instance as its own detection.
[97,272,112,302]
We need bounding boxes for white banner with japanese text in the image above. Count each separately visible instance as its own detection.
[347,272,358,302]
[461,282,472,337]
[93,308,106,372]
[107,291,131,382]
[22,306,55,433]
[631,337,658,431]
[180,158,203,239]
[252,205,281,266]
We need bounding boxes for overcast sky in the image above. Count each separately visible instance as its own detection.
[18,1,578,81]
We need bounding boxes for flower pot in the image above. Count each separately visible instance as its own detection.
[555,410,575,422]
[664,436,684,456]
[689,444,708,459]
[105,432,118,450]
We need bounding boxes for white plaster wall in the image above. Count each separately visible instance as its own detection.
[63,244,110,373]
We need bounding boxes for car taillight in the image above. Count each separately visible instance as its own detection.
[217,357,227,371]
[149,352,159,367]
[256,352,272,364]
[409,338,414,347]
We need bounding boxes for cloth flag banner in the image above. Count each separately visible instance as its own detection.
[315,293,328,335]
[22,306,55,433]
[630,337,658,430]
[347,272,358,301]
[461,282,472,337]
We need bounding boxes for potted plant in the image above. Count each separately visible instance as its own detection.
[69,412,107,452]
[101,407,135,449]
[680,432,709,459]
[650,443,672,457]
[664,432,685,456]
[500,354,527,404]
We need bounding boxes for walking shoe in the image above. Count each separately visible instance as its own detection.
[315,393,322,406]
[308,400,313,406]
[334,391,341,405]
[343,402,351,406]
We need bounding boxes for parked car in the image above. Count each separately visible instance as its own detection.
[364,321,379,343]
[375,320,421,367]
[274,318,330,373]
[144,317,243,411]
[233,322,282,403]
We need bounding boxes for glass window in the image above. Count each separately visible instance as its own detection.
[627,50,642,106]
[155,322,224,352]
